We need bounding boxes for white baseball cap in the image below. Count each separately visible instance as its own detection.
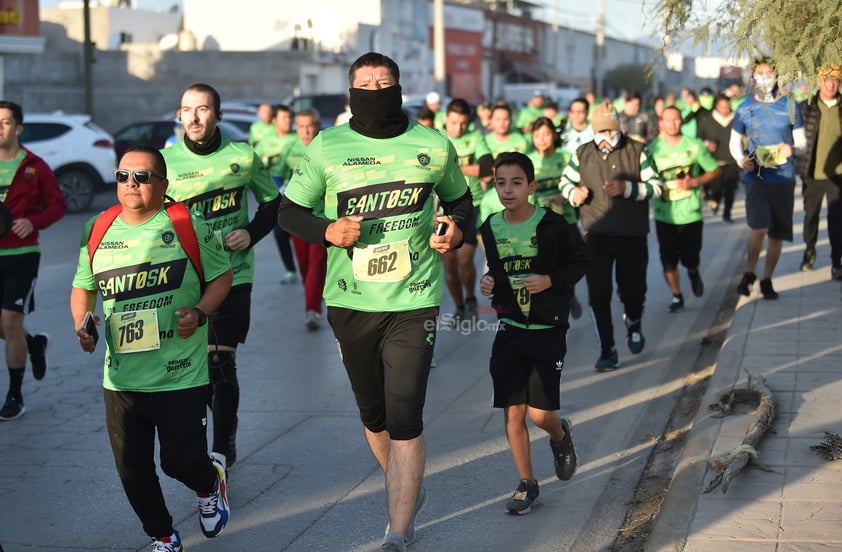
[426,91,441,105]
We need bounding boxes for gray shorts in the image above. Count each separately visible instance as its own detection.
[745,180,794,241]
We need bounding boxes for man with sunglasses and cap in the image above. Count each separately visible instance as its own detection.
[71,145,233,551]
[162,83,280,472]
[0,100,65,421]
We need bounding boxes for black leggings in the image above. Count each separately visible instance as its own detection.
[104,386,217,539]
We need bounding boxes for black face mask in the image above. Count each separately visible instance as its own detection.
[348,85,408,139]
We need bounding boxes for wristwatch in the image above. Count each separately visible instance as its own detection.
[193,307,208,327]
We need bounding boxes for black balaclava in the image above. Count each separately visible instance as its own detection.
[184,125,222,155]
[348,84,409,139]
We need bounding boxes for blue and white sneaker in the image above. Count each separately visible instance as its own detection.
[151,530,183,552]
[196,457,229,538]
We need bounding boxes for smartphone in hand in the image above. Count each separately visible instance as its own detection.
[435,221,448,236]
[82,311,99,351]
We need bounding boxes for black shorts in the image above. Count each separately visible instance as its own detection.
[489,323,567,410]
[463,206,479,247]
[327,306,438,440]
[655,220,703,271]
[0,252,39,313]
[208,283,252,348]
[745,180,795,241]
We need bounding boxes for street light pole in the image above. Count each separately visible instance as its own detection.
[83,0,94,118]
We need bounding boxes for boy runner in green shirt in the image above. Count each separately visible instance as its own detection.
[478,151,589,515]
[648,106,720,312]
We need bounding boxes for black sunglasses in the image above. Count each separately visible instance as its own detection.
[114,169,164,184]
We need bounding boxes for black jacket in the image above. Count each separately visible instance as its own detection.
[796,91,842,179]
[479,209,590,328]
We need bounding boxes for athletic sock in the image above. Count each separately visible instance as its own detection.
[7,367,24,399]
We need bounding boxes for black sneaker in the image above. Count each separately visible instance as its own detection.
[801,250,816,272]
[759,278,778,300]
[505,479,539,515]
[27,333,49,381]
[464,297,478,319]
[0,394,25,421]
[833,265,842,281]
[737,272,756,296]
[550,418,578,480]
[667,294,685,313]
[688,270,704,297]
[594,348,619,371]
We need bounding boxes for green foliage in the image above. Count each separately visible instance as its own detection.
[654,0,842,87]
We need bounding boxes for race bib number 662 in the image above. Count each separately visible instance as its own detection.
[352,240,412,283]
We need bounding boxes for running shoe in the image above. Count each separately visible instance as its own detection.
[689,270,704,297]
[667,295,684,313]
[759,278,778,300]
[196,457,229,538]
[0,394,25,421]
[505,479,539,515]
[550,418,578,481]
[280,271,298,285]
[464,297,478,319]
[736,271,756,296]
[151,531,183,552]
[305,310,322,331]
[801,250,816,272]
[380,533,406,552]
[28,333,49,381]
[594,349,619,371]
[833,265,842,281]
[626,318,645,355]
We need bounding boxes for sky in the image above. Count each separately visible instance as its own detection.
[40,0,722,53]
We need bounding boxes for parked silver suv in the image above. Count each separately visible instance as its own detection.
[19,112,116,213]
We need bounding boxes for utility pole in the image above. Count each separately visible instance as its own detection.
[83,0,94,118]
[433,0,445,96]
[595,0,604,98]
[487,4,498,102]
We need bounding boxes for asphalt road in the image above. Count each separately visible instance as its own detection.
[0,190,747,551]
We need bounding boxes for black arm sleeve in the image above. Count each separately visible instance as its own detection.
[243,194,281,247]
[277,195,332,247]
[439,189,474,244]
[477,153,494,178]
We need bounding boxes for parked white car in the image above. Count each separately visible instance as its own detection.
[18,112,116,213]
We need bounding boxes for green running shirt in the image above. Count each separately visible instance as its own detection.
[528,150,576,224]
[72,207,231,392]
[161,137,279,286]
[484,132,531,159]
[284,121,469,312]
[447,130,492,207]
[489,206,552,329]
[648,135,719,225]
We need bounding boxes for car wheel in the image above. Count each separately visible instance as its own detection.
[56,168,97,213]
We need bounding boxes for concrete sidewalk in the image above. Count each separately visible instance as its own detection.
[650,221,842,550]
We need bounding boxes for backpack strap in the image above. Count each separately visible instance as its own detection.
[87,202,204,283]
[87,204,123,267]
[165,202,204,283]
